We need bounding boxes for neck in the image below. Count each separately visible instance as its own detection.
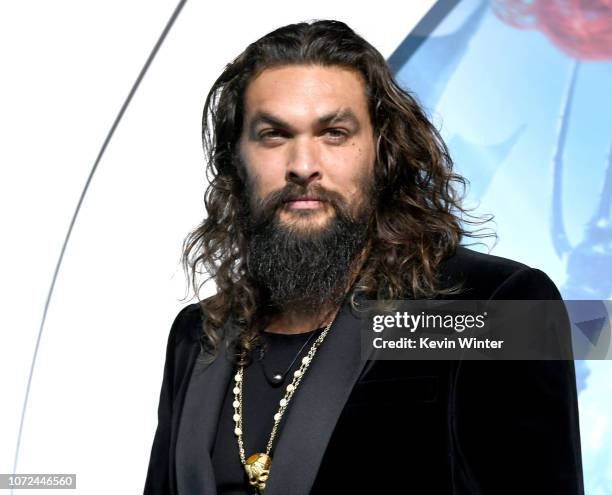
[264,306,339,335]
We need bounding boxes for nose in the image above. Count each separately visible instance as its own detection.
[285,136,322,187]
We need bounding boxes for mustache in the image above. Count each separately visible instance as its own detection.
[250,183,347,218]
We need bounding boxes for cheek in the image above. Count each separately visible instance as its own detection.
[330,145,374,195]
[242,150,286,193]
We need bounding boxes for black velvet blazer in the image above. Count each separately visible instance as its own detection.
[143,246,584,494]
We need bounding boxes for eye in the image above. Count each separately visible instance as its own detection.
[324,128,349,141]
[259,129,286,140]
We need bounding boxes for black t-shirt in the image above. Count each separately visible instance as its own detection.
[212,327,326,495]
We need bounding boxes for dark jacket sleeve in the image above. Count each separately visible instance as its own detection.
[143,305,195,495]
[451,267,584,494]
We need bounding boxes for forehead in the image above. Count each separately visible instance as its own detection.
[242,64,370,124]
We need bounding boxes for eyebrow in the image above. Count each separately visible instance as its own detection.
[248,108,361,135]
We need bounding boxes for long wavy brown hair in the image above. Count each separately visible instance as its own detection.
[181,19,496,364]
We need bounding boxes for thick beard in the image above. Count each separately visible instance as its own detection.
[240,182,374,314]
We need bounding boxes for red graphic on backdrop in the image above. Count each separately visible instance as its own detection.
[493,0,612,59]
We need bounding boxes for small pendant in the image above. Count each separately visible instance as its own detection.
[245,452,272,493]
[271,373,283,384]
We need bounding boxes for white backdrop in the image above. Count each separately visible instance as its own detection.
[0,1,435,493]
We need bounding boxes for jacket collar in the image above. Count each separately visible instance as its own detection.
[174,292,375,495]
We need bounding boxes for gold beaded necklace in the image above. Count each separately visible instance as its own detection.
[232,317,334,494]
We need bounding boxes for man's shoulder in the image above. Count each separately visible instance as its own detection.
[441,245,530,278]
[167,301,205,347]
[439,246,561,300]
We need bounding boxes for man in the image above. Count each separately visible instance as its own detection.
[144,20,584,495]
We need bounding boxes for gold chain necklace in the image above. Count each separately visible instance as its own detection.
[232,318,334,494]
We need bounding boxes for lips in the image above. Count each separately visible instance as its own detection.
[285,197,322,203]
[283,197,325,209]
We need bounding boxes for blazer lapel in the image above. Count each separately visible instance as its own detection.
[174,295,375,495]
[264,296,373,495]
[174,328,233,495]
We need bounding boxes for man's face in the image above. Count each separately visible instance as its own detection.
[238,64,377,233]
